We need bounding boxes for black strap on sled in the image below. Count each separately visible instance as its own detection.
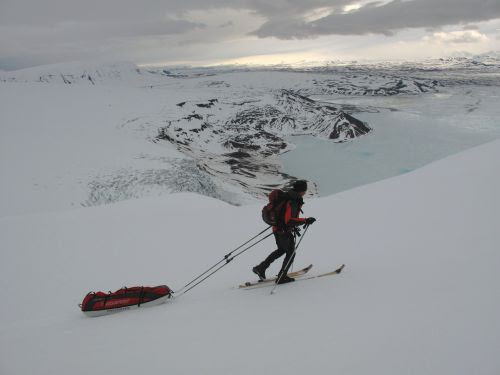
[138,286,145,307]
[175,226,273,296]
[103,292,110,309]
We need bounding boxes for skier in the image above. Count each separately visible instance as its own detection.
[252,180,316,284]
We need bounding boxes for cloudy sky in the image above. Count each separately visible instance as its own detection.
[1,0,500,70]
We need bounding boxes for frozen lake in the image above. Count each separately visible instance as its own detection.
[281,86,500,196]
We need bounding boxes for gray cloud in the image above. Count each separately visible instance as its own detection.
[463,25,480,31]
[0,0,337,63]
[1,0,500,69]
[219,21,234,28]
[0,0,339,25]
[253,0,500,38]
[0,56,52,71]
[52,19,207,40]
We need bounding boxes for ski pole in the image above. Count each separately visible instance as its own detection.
[178,231,274,296]
[270,224,310,295]
[174,226,271,294]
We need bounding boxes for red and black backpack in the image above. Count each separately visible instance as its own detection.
[262,189,289,228]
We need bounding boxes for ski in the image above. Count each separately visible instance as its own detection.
[239,264,313,288]
[242,264,345,290]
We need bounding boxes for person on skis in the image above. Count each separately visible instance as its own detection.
[252,180,316,284]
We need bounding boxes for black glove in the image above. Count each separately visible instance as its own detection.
[305,217,316,225]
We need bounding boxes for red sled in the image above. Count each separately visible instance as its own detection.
[80,285,173,317]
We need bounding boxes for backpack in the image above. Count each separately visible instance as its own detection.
[262,189,289,228]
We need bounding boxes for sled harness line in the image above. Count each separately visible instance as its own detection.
[176,230,274,296]
[174,226,272,296]
[270,223,310,295]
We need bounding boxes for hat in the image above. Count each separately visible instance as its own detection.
[293,180,308,192]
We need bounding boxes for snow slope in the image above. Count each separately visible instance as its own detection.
[0,81,194,216]
[1,139,499,375]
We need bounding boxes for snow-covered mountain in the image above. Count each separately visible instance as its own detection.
[1,55,500,215]
[0,61,170,86]
[0,61,375,211]
[5,52,499,88]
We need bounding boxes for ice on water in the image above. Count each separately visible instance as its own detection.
[282,86,500,196]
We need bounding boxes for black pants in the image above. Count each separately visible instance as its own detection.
[258,231,296,276]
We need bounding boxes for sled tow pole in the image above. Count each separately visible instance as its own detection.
[174,226,272,296]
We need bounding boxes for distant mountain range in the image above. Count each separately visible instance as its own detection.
[2,52,499,85]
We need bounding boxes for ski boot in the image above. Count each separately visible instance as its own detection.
[252,265,266,281]
[276,274,295,284]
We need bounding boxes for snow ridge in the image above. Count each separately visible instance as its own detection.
[0,61,167,86]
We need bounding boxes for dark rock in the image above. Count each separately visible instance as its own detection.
[224,140,261,151]
[223,151,252,158]
[183,114,203,121]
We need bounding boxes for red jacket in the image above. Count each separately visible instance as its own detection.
[273,192,306,232]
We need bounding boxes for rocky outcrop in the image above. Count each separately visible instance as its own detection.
[297,75,440,97]
[154,89,370,199]
[157,90,371,153]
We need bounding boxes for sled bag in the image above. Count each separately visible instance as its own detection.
[80,285,172,312]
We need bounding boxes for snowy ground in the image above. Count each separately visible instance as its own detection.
[1,139,499,375]
[0,82,184,216]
